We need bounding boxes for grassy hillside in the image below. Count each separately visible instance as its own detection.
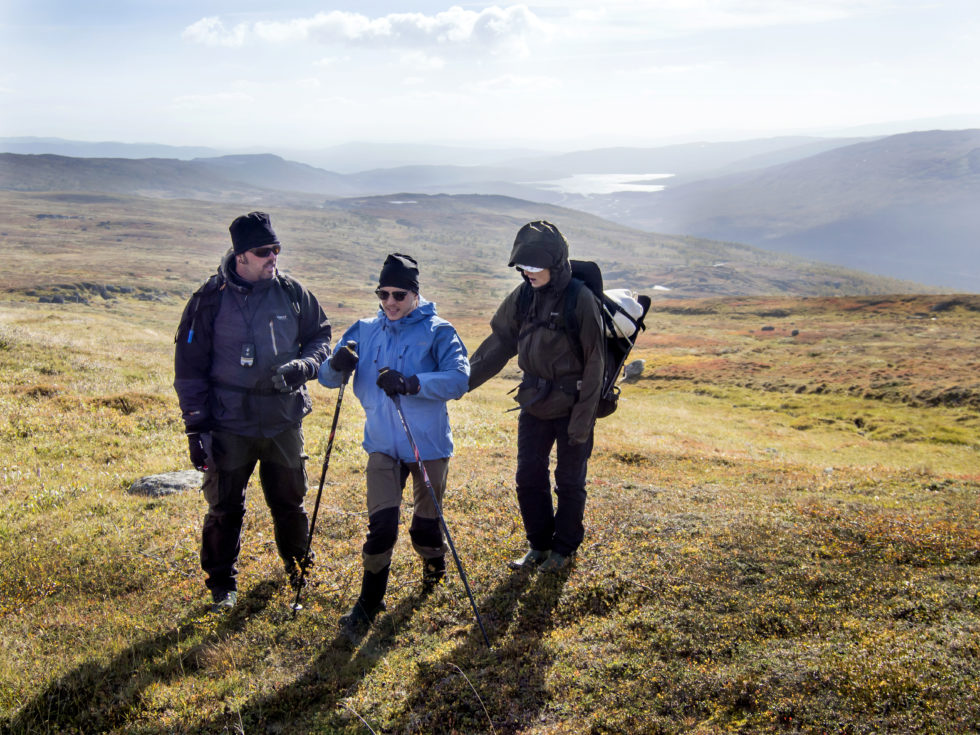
[0,190,932,306]
[1,241,978,735]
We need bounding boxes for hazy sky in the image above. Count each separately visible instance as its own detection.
[2,1,979,149]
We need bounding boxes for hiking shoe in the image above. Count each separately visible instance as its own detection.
[210,589,237,613]
[285,551,315,591]
[538,552,572,573]
[508,548,551,571]
[421,556,446,591]
[339,600,386,638]
[285,562,305,591]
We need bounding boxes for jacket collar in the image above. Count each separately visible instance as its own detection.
[378,297,436,330]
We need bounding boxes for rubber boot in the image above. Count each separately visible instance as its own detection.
[340,565,390,637]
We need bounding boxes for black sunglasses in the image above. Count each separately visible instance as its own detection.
[375,288,410,302]
[250,244,281,258]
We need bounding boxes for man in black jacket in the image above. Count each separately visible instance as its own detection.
[174,212,332,611]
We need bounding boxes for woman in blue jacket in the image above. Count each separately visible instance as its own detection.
[319,253,470,637]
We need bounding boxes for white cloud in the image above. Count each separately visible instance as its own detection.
[554,0,886,39]
[181,17,248,47]
[184,5,547,54]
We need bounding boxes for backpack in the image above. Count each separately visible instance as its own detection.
[518,260,651,418]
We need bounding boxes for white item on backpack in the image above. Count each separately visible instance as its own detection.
[604,288,645,339]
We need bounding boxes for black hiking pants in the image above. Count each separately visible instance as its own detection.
[515,411,594,557]
[200,427,309,593]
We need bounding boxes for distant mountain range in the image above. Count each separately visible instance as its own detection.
[1,130,977,292]
[573,130,980,291]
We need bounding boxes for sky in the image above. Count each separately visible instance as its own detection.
[2,1,979,151]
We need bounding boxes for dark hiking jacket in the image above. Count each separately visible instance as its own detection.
[174,251,332,438]
[468,231,604,444]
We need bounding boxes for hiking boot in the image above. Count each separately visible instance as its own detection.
[339,599,387,637]
[538,552,572,573]
[508,548,551,570]
[210,589,237,613]
[421,556,446,591]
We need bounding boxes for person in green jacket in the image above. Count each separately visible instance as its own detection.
[467,221,605,573]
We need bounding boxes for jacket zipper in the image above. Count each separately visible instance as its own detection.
[269,319,279,356]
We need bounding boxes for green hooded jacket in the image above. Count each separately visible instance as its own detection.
[469,222,605,443]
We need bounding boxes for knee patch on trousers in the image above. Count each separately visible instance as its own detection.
[363,506,399,556]
[409,516,442,550]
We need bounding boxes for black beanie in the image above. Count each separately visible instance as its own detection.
[229,212,279,255]
[379,253,420,292]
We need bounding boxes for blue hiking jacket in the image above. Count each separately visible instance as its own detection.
[318,299,469,462]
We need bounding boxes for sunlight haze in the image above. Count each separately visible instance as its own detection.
[1,0,979,149]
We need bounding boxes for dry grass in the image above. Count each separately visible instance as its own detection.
[0,191,978,733]
[0,288,978,734]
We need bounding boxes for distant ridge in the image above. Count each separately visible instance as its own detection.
[2,130,975,292]
[0,136,222,160]
[569,130,980,292]
[0,152,355,203]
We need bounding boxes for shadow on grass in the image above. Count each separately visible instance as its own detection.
[0,579,282,735]
[3,565,567,734]
[195,586,430,733]
[206,562,553,733]
[380,565,571,733]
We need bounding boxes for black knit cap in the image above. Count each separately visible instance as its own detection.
[379,253,420,293]
[229,211,279,255]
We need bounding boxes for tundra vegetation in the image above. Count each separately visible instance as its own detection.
[0,191,978,734]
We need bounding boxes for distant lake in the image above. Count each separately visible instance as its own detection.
[532,173,673,195]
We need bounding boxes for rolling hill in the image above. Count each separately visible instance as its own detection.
[0,141,960,297]
[575,130,980,292]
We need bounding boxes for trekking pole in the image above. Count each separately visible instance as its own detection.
[291,369,350,616]
[391,394,492,649]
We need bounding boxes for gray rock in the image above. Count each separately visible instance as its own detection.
[128,470,203,497]
[623,359,645,379]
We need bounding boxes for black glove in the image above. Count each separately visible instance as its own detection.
[376,368,421,397]
[272,359,315,393]
[187,431,213,471]
[328,341,359,374]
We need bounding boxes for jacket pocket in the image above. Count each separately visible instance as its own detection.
[211,389,245,424]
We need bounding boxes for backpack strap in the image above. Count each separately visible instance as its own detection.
[515,281,562,342]
[563,278,586,363]
[181,273,225,344]
[277,273,303,315]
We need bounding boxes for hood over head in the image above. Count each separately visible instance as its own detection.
[508,221,569,271]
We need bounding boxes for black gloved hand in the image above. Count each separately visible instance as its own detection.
[328,341,359,374]
[376,368,421,397]
[187,431,213,471]
[272,359,315,393]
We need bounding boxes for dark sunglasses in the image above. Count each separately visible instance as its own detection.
[375,288,410,302]
[250,244,281,258]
